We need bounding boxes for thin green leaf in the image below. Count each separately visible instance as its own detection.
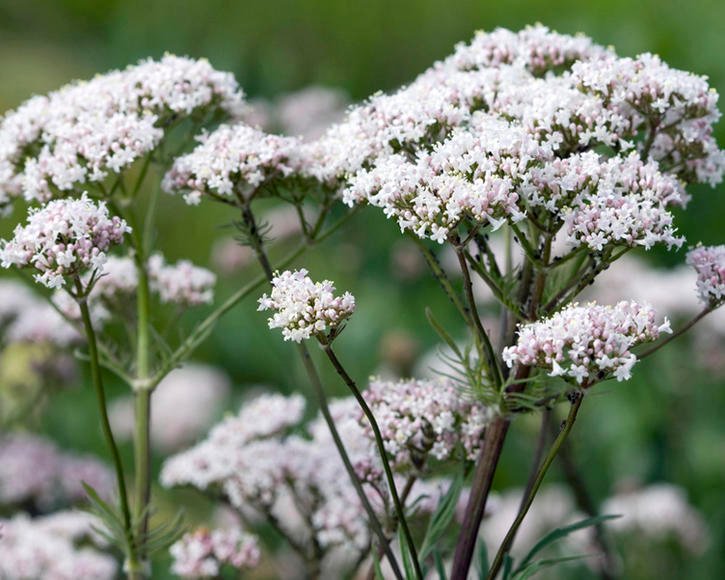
[514,554,592,580]
[433,549,447,580]
[476,540,489,580]
[516,514,620,573]
[425,308,463,359]
[399,526,416,580]
[502,553,513,580]
[372,552,386,580]
[419,474,464,561]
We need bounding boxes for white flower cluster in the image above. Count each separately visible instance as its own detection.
[0,433,113,510]
[530,151,685,251]
[0,512,116,580]
[0,279,79,346]
[0,195,130,289]
[362,377,495,470]
[161,393,374,557]
[162,124,304,205]
[503,301,671,384]
[602,484,709,554]
[572,53,725,186]
[686,245,725,306]
[258,269,355,342]
[170,527,260,578]
[307,26,722,249]
[148,254,217,306]
[110,364,230,451]
[0,54,245,206]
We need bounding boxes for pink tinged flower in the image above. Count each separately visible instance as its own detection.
[503,301,670,385]
[0,194,129,289]
[258,269,356,342]
[162,124,305,204]
[686,244,725,306]
[170,527,260,578]
[0,55,245,206]
[147,254,216,306]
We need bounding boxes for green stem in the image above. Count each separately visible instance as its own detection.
[130,210,153,565]
[239,202,403,579]
[487,392,584,579]
[321,344,423,580]
[75,280,138,577]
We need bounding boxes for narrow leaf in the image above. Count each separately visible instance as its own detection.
[419,474,464,561]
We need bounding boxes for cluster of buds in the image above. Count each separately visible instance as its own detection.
[686,245,725,306]
[170,527,261,579]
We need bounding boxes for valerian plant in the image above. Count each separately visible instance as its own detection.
[0,24,723,580]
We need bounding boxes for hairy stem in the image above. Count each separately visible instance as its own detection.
[487,392,584,579]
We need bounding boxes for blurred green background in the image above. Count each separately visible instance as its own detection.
[1,1,724,578]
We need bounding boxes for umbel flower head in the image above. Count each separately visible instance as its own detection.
[258,269,356,342]
[0,54,245,207]
[0,194,130,289]
[686,245,725,306]
[162,123,305,205]
[503,301,671,384]
[170,527,260,578]
[309,25,724,250]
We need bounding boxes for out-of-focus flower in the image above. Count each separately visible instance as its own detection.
[602,484,709,554]
[258,269,355,342]
[275,86,348,140]
[686,245,725,306]
[109,363,230,451]
[148,254,216,306]
[0,195,129,289]
[170,527,261,578]
[0,512,116,580]
[0,433,113,510]
[503,301,671,384]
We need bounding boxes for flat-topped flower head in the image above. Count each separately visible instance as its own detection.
[503,301,671,384]
[170,527,260,578]
[258,269,355,342]
[0,194,130,289]
[362,377,495,470]
[686,245,725,306]
[162,124,304,205]
[0,55,245,206]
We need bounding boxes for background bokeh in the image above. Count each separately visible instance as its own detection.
[1,1,723,578]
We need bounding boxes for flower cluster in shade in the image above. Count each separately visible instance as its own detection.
[601,484,709,554]
[110,364,230,451]
[170,527,261,579]
[304,25,723,249]
[160,393,373,557]
[258,269,356,342]
[161,388,486,568]
[0,433,113,511]
[362,377,494,471]
[0,195,129,289]
[502,301,671,384]
[162,124,309,205]
[0,54,245,207]
[148,253,217,306]
[0,511,116,580]
[686,245,725,306]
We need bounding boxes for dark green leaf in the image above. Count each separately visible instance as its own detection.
[516,514,620,573]
[419,474,464,561]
